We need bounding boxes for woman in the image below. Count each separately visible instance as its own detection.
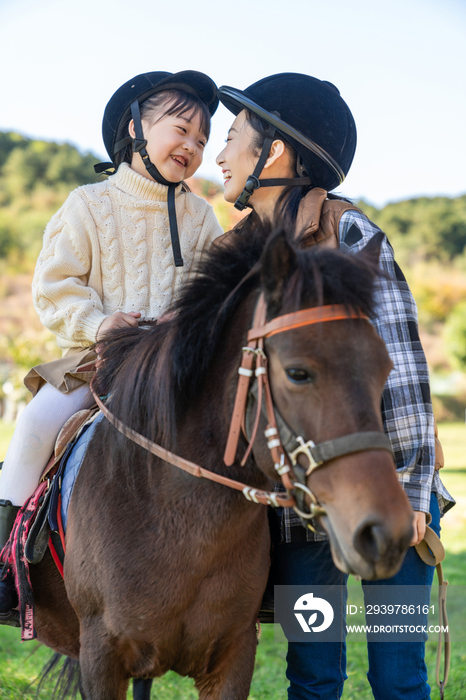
[215,73,454,700]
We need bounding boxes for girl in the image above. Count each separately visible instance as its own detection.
[215,73,454,700]
[0,70,223,621]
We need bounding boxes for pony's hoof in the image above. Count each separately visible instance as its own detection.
[0,608,20,627]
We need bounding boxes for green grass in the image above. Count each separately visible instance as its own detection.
[0,420,465,698]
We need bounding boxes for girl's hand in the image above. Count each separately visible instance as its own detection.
[96,311,141,341]
[410,511,427,546]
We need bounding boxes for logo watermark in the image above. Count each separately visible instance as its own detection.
[294,592,334,633]
[273,584,464,644]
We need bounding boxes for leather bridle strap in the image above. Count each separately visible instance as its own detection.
[90,378,295,509]
[248,305,368,341]
[224,296,267,466]
[224,303,369,467]
[290,431,393,469]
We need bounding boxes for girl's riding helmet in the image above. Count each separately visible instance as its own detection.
[101,70,219,168]
[96,71,218,267]
[218,73,357,210]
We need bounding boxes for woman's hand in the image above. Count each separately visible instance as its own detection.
[96,311,141,341]
[410,510,427,546]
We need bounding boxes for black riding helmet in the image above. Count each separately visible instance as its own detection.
[96,70,219,266]
[217,73,356,211]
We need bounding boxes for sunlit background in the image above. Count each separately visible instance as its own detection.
[1,1,466,697]
[1,0,465,206]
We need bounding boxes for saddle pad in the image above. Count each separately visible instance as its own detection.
[61,413,104,530]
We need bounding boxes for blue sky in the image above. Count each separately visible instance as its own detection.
[1,0,465,207]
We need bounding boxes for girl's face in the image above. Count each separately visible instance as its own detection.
[130,105,207,183]
[216,110,259,204]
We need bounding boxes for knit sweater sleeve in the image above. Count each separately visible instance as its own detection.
[32,189,107,347]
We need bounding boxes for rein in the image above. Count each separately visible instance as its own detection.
[224,296,392,527]
[90,298,393,521]
[89,381,295,509]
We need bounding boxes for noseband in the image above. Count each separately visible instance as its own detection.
[224,295,393,529]
[91,295,392,526]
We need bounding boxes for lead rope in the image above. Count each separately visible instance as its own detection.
[415,528,450,698]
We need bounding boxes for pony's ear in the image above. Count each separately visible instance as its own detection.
[261,228,297,317]
[355,230,385,267]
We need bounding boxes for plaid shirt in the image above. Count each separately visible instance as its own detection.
[279,209,455,543]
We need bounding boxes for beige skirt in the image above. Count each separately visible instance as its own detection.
[24,346,97,397]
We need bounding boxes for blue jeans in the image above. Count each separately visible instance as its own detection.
[272,493,440,700]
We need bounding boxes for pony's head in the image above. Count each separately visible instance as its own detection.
[255,228,413,579]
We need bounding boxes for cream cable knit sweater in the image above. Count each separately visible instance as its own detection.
[32,164,223,350]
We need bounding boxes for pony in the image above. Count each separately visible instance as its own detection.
[29,221,414,699]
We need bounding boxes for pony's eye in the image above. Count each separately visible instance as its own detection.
[285,368,315,384]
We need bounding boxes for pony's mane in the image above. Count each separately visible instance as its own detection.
[97,219,380,464]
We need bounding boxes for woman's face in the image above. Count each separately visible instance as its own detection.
[216,110,259,203]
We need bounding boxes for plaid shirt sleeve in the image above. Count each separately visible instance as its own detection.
[340,210,435,513]
[278,209,454,544]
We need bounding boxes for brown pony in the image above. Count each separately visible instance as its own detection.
[30,223,413,699]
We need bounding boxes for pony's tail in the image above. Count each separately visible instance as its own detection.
[35,653,81,699]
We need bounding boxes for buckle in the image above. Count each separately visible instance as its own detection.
[289,436,323,475]
[132,138,147,153]
[234,176,261,211]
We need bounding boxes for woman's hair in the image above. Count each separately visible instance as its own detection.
[114,89,211,168]
[244,109,352,226]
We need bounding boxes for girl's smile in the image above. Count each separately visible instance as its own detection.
[130,109,206,183]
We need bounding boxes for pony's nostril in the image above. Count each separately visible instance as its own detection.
[353,521,388,563]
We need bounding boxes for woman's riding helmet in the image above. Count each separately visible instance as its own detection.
[218,73,356,210]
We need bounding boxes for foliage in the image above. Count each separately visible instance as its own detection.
[1,129,466,387]
[444,300,466,371]
[0,131,103,268]
[1,129,465,272]
[358,195,466,265]
[407,265,466,329]
[0,323,60,401]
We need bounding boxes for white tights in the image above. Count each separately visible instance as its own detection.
[0,383,95,506]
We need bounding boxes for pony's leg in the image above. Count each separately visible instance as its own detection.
[79,625,129,700]
[195,625,257,700]
[133,678,153,699]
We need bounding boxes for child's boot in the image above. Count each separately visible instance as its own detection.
[0,499,20,615]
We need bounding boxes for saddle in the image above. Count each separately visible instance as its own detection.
[25,406,101,565]
[0,405,100,638]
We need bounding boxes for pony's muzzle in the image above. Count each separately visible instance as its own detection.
[353,518,396,564]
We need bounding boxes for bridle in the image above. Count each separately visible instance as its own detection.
[90,295,392,528]
[223,295,393,528]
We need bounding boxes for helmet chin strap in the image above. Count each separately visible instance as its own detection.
[128,100,184,266]
[234,123,312,212]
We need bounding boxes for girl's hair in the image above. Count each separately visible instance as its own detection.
[114,89,211,168]
[244,110,352,226]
